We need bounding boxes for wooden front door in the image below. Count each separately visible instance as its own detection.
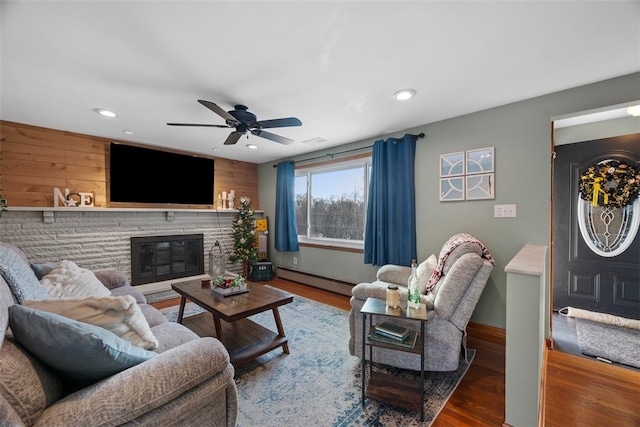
[552,134,640,318]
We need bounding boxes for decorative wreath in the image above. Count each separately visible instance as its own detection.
[579,160,640,208]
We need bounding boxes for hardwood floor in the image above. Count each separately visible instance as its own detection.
[544,349,640,427]
[150,278,639,426]
[254,279,506,425]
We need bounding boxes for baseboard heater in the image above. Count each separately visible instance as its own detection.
[276,267,355,297]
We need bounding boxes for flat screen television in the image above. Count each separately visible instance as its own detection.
[109,143,215,205]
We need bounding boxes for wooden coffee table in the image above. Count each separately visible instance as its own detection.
[171,279,293,367]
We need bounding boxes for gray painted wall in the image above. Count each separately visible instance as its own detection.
[258,72,640,329]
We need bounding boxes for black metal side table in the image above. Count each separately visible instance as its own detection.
[360,297,428,421]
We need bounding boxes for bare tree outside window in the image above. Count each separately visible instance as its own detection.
[295,175,308,236]
[295,158,370,246]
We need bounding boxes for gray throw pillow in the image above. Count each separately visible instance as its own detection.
[30,262,58,280]
[93,269,130,290]
[9,305,157,384]
[0,246,50,303]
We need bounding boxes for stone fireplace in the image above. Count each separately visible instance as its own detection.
[0,208,253,294]
[130,234,204,285]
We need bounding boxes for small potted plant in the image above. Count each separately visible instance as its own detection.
[211,274,247,295]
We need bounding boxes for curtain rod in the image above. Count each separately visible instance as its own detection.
[273,132,424,167]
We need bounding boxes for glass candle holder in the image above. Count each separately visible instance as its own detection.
[386,284,399,308]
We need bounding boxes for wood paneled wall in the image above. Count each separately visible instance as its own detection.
[0,121,259,209]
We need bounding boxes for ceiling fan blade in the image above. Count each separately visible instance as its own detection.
[251,129,294,145]
[254,117,302,129]
[224,131,244,145]
[167,123,230,128]
[198,100,239,125]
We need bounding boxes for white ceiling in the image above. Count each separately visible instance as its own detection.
[1,1,639,164]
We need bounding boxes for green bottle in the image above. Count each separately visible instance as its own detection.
[407,259,421,309]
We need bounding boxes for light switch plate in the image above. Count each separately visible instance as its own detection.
[494,204,517,218]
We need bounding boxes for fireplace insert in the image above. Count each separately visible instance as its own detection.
[131,234,204,285]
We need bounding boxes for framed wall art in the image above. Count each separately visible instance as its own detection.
[439,177,465,201]
[440,151,465,177]
[466,173,494,200]
[465,147,495,200]
[439,152,465,201]
[439,147,495,201]
[466,147,494,174]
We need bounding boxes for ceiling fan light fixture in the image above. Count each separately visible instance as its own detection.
[94,108,117,118]
[393,89,416,101]
[169,100,302,146]
[626,105,640,116]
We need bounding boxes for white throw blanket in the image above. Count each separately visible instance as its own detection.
[40,260,111,299]
[561,306,640,331]
[24,295,159,350]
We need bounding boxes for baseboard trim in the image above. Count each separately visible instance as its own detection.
[538,345,548,427]
[467,321,506,346]
[136,273,209,295]
[276,267,355,297]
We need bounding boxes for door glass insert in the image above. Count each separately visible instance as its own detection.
[578,196,640,257]
[577,158,640,257]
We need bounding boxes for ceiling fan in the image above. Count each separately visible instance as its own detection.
[167,100,302,145]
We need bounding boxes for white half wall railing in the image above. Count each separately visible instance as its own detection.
[504,244,548,427]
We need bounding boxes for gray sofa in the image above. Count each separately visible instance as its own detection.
[349,234,494,372]
[0,242,238,427]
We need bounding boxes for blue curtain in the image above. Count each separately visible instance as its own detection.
[275,161,299,252]
[364,134,417,266]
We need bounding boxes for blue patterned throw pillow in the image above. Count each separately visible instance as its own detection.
[0,245,50,303]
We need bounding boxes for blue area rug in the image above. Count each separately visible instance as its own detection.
[161,290,474,426]
[159,301,205,322]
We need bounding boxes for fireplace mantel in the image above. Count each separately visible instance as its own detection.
[7,207,263,224]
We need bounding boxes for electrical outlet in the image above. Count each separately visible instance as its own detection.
[293,257,298,265]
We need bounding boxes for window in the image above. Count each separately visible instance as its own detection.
[295,155,371,249]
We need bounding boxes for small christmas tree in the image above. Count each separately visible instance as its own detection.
[229,198,258,276]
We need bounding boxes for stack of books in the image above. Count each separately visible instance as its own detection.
[369,322,418,349]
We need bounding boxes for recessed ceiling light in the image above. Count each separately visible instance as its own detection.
[122,130,134,135]
[246,144,258,149]
[94,108,117,118]
[393,89,416,101]
[626,105,640,116]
